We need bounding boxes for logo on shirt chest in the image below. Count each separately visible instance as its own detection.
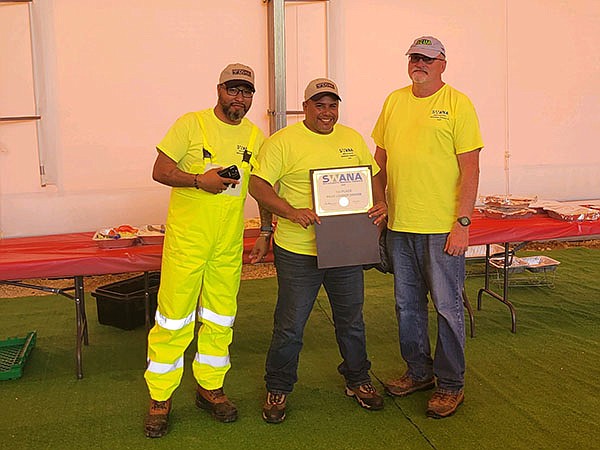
[338,147,355,158]
[430,109,449,121]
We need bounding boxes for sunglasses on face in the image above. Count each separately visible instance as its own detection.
[222,85,255,98]
[408,54,445,64]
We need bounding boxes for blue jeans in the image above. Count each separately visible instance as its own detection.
[387,231,466,391]
[264,243,372,393]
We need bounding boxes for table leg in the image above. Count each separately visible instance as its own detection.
[476,243,517,333]
[462,287,475,338]
[144,271,151,332]
[74,275,87,379]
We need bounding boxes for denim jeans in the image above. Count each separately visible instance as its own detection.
[264,243,372,393]
[387,230,466,391]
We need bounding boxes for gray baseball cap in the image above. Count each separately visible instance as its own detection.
[406,36,446,58]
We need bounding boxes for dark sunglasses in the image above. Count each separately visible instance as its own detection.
[408,54,445,64]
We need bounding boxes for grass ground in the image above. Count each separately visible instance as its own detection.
[1,247,599,449]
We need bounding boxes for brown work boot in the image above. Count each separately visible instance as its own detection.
[384,372,435,397]
[195,385,238,422]
[262,391,287,424]
[144,398,172,438]
[345,382,384,410]
[426,388,464,418]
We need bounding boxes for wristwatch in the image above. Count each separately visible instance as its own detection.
[259,225,274,238]
[260,225,274,233]
[457,216,471,227]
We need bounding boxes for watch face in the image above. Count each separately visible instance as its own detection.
[458,216,471,227]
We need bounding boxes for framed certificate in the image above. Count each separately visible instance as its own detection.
[310,165,380,269]
[310,166,373,217]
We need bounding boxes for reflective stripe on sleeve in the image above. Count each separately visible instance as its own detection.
[155,309,195,331]
[146,356,184,374]
[194,353,230,368]
[197,306,235,327]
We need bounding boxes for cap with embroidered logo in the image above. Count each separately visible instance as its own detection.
[304,78,341,101]
[406,36,446,58]
[219,63,255,89]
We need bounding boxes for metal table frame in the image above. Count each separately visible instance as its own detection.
[1,276,88,378]
[0,229,268,379]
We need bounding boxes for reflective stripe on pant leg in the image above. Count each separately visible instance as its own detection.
[192,196,244,390]
[145,190,210,400]
[145,319,195,401]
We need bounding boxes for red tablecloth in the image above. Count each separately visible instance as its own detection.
[468,212,600,246]
[2,215,600,282]
[0,229,271,281]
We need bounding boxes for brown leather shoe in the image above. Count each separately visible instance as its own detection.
[262,391,287,424]
[144,398,171,438]
[384,373,435,397]
[345,382,384,410]
[195,385,238,422]
[426,388,464,418]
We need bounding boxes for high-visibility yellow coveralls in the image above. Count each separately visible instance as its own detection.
[145,109,264,401]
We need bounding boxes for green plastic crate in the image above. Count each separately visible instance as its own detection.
[0,331,37,381]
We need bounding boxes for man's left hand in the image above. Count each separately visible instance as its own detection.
[444,223,469,256]
[249,235,271,264]
[368,201,388,226]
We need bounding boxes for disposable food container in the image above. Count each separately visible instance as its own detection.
[483,207,535,220]
[545,205,600,222]
[481,195,536,208]
[92,232,138,248]
[465,244,505,259]
[489,256,529,273]
[520,256,560,273]
[136,224,165,245]
[93,225,140,248]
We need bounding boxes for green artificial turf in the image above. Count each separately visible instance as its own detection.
[0,247,598,449]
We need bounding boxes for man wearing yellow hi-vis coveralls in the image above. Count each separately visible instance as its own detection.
[143,63,268,438]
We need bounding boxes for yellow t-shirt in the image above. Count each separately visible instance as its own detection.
[372,84,484,233]
[157,108,264,197]
[253,121,380,256]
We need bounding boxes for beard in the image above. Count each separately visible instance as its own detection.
[219,98,248,122]
[410,69,429,83]
[225,105,246,121]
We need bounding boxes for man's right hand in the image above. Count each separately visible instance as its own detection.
[288,208,321,229]
[196,167,240,194]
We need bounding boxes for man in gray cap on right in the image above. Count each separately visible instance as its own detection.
[372,36,484,418]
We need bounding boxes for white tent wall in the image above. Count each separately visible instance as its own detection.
[0,0,270,238]
[507,1,600,199]
[328,0,600,202]
[1,0,598,238]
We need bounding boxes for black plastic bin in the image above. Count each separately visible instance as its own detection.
[92,272,160,330]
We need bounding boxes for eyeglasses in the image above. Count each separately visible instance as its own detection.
[222,85,255,98]
[408,54,445,64]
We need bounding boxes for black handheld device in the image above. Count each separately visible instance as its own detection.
[217,165,240,180]
[217,165,241,187]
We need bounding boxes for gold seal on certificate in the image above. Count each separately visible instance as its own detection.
[310,166,373,217]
